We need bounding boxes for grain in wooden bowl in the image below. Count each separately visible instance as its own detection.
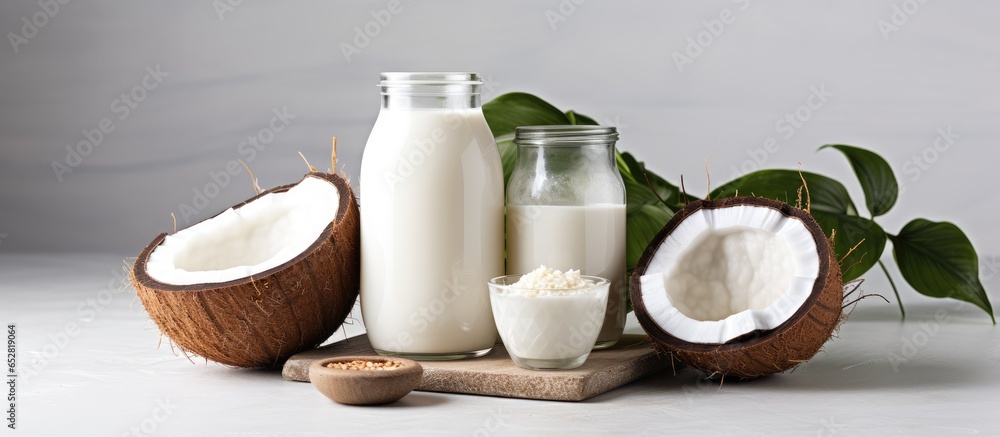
[308,356,422,405]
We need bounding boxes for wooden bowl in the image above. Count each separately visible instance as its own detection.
[309,356,423,405]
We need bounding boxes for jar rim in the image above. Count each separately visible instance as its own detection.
[514,125,619,147]
[379,72,481,84]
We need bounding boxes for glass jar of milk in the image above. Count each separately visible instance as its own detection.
[506,126,627,349]
[360,73,504,360]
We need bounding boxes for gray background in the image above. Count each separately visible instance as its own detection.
[1,1,997,271]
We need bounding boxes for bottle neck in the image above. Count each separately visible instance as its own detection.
[381,94,481,110]
[378,72,483,110]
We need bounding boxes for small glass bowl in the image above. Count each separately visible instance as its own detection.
[488,275,609,370]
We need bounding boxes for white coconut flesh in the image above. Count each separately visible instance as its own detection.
[638,205,820,344]
[145,177,340,286]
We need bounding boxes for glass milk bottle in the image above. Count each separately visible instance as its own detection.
[506,126,627,349]
[360,73,503,360]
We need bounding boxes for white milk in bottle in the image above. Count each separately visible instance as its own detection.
[360,73,503,360]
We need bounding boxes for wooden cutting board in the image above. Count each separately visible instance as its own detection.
[283,333,672,402]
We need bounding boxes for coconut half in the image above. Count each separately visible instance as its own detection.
[132,172,360,368]
[630,196,843,379]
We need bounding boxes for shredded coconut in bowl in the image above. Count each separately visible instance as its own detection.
[509,266,597,297]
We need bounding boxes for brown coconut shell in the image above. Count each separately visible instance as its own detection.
[630,196,843,380]
[132,172,360,368]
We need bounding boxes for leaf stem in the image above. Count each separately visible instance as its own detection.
[879,260,905,320]
[643,172,668,206]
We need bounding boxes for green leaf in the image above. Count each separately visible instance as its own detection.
[627,203,674,273]
[618,152,642,180]
[496,137,517,185]
[820,145,899,217]
[482,92,572,138]
[616,152,637,183]
[890,219,995,322]
[712,170,882,281]
[621,160,675,270]
[483,93,600,186]
[711,170,857,215]
[811,210,886,281]
[566,110,599,125]
[620,152,684,211]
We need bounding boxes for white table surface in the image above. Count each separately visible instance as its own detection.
[2,253,998,436]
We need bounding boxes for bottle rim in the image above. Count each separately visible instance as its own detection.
[514,125,619,147]
[379,72,482,96]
